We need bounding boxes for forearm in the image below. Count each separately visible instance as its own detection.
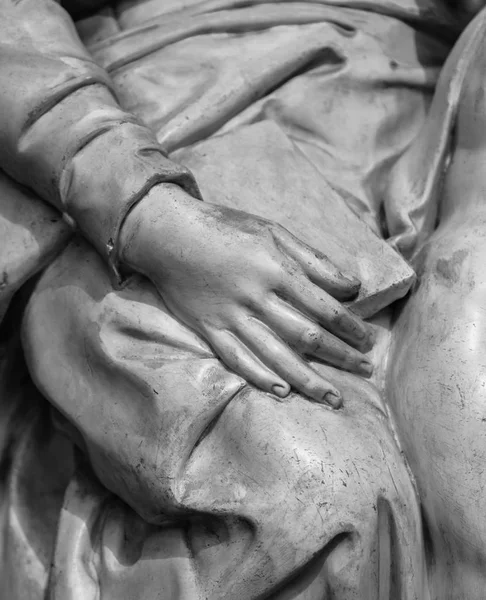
[0,0,199,276]
[0,0,113,205]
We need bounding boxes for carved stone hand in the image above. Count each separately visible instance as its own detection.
[120,183,375,407]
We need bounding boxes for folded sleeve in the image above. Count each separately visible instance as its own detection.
[0,0,200,278]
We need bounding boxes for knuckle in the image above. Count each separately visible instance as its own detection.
[331,307,358,335]
[299,327,321,350]
[265,259,286,283]
[296,369,313,389]
[330,307,347,328]
[340,349,356,367]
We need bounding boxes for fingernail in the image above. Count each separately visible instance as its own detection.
[340,272,361,287]
[324,390,342,409]
[272,384,290,398]
[359,359,374,377]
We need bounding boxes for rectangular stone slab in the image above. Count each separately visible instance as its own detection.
[173,120,415,318]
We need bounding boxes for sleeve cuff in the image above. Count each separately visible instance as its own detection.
[60,121,201,283]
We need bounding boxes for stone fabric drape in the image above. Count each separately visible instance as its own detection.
[0,1,482,598]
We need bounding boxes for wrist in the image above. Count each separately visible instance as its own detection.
[119,182,198,276]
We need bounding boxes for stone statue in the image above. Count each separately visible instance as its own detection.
[0,0,485,598]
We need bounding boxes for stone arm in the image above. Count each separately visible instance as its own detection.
[0,0,200,280]
[0,0,374,403]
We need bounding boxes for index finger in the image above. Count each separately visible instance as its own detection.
[272,227,361,301]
